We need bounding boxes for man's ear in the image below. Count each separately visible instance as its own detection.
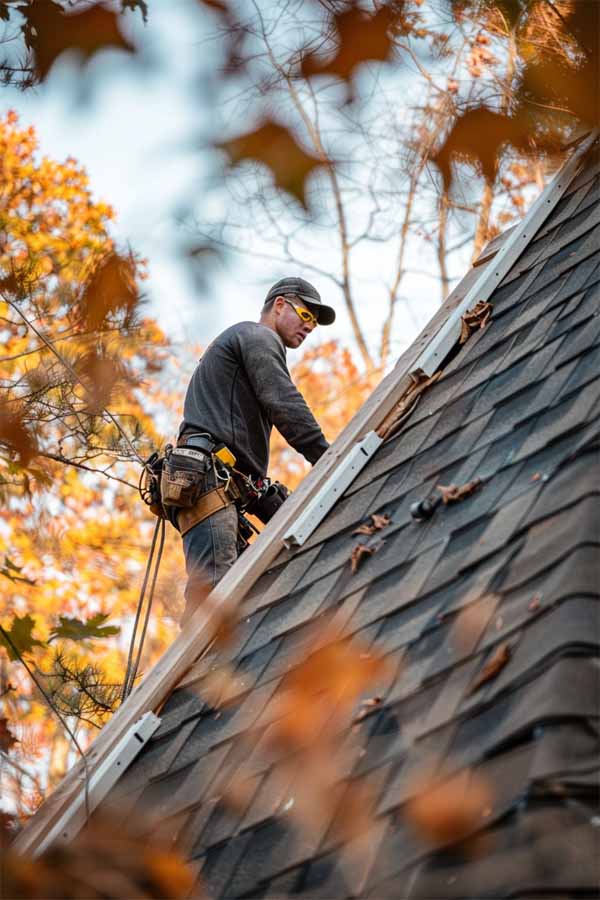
[273,295,286,315]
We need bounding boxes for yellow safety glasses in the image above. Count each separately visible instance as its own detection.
[284,298,318,327]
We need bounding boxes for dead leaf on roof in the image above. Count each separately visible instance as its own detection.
[528,593,542,611]
[459,301,493,344]
[352,513,391,536]
[437,478,482,504]
[531,472,541,482]
[350,541,383,573]
[468,642,511,695]
[406,769,493,851]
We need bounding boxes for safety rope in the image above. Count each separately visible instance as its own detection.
[121,517,166,701]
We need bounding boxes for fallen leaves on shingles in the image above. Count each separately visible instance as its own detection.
[405,768,493,852]
[468,642,511,696]
[528,593,542,612]
[459,300,493,344]
[437,478,482,505]
[352,513,391,536]
[351,540,384,574]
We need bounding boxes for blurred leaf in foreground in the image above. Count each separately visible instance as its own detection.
[0,400,38,466]
[218,119,327,209]
[18,0,135,82]
[301,2,401,86]
[433,107,531,189]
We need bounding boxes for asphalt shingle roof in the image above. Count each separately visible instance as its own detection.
[101,141,600,898]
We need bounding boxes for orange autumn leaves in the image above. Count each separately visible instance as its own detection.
[0,112,180,816]
[2,815,199,900]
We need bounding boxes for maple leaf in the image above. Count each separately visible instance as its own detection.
[433,108,531,189]
[468,642,511,695]
[49,613,120,643]
[0,614,45,661]
[300,2,399,85]
[350,540,383,574]
[218,119,326,209]
[0,717,18,753]
[18,1,135,82]
[352,513,391,536]
[436,478,482,504]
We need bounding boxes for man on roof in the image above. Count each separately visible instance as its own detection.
[170,276,335,623]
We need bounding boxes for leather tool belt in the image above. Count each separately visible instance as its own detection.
[170,432,242,537]
[176,484,236,537]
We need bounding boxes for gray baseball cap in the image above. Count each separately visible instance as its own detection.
[265,276,336,325]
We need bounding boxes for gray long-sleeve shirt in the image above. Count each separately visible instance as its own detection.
[179,321,329,476]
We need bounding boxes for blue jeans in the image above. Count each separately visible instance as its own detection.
[179,470,241,625]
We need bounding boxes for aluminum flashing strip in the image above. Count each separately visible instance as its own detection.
[283,430,383,547]
[416,131,597,378]
[33,712,161,857]
[280,131,597,548]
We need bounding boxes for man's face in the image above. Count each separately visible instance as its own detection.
[273,295,318,349]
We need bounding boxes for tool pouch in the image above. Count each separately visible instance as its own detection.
[160,447,211,509]
[141,451,168,519]
[251,480,290,524]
